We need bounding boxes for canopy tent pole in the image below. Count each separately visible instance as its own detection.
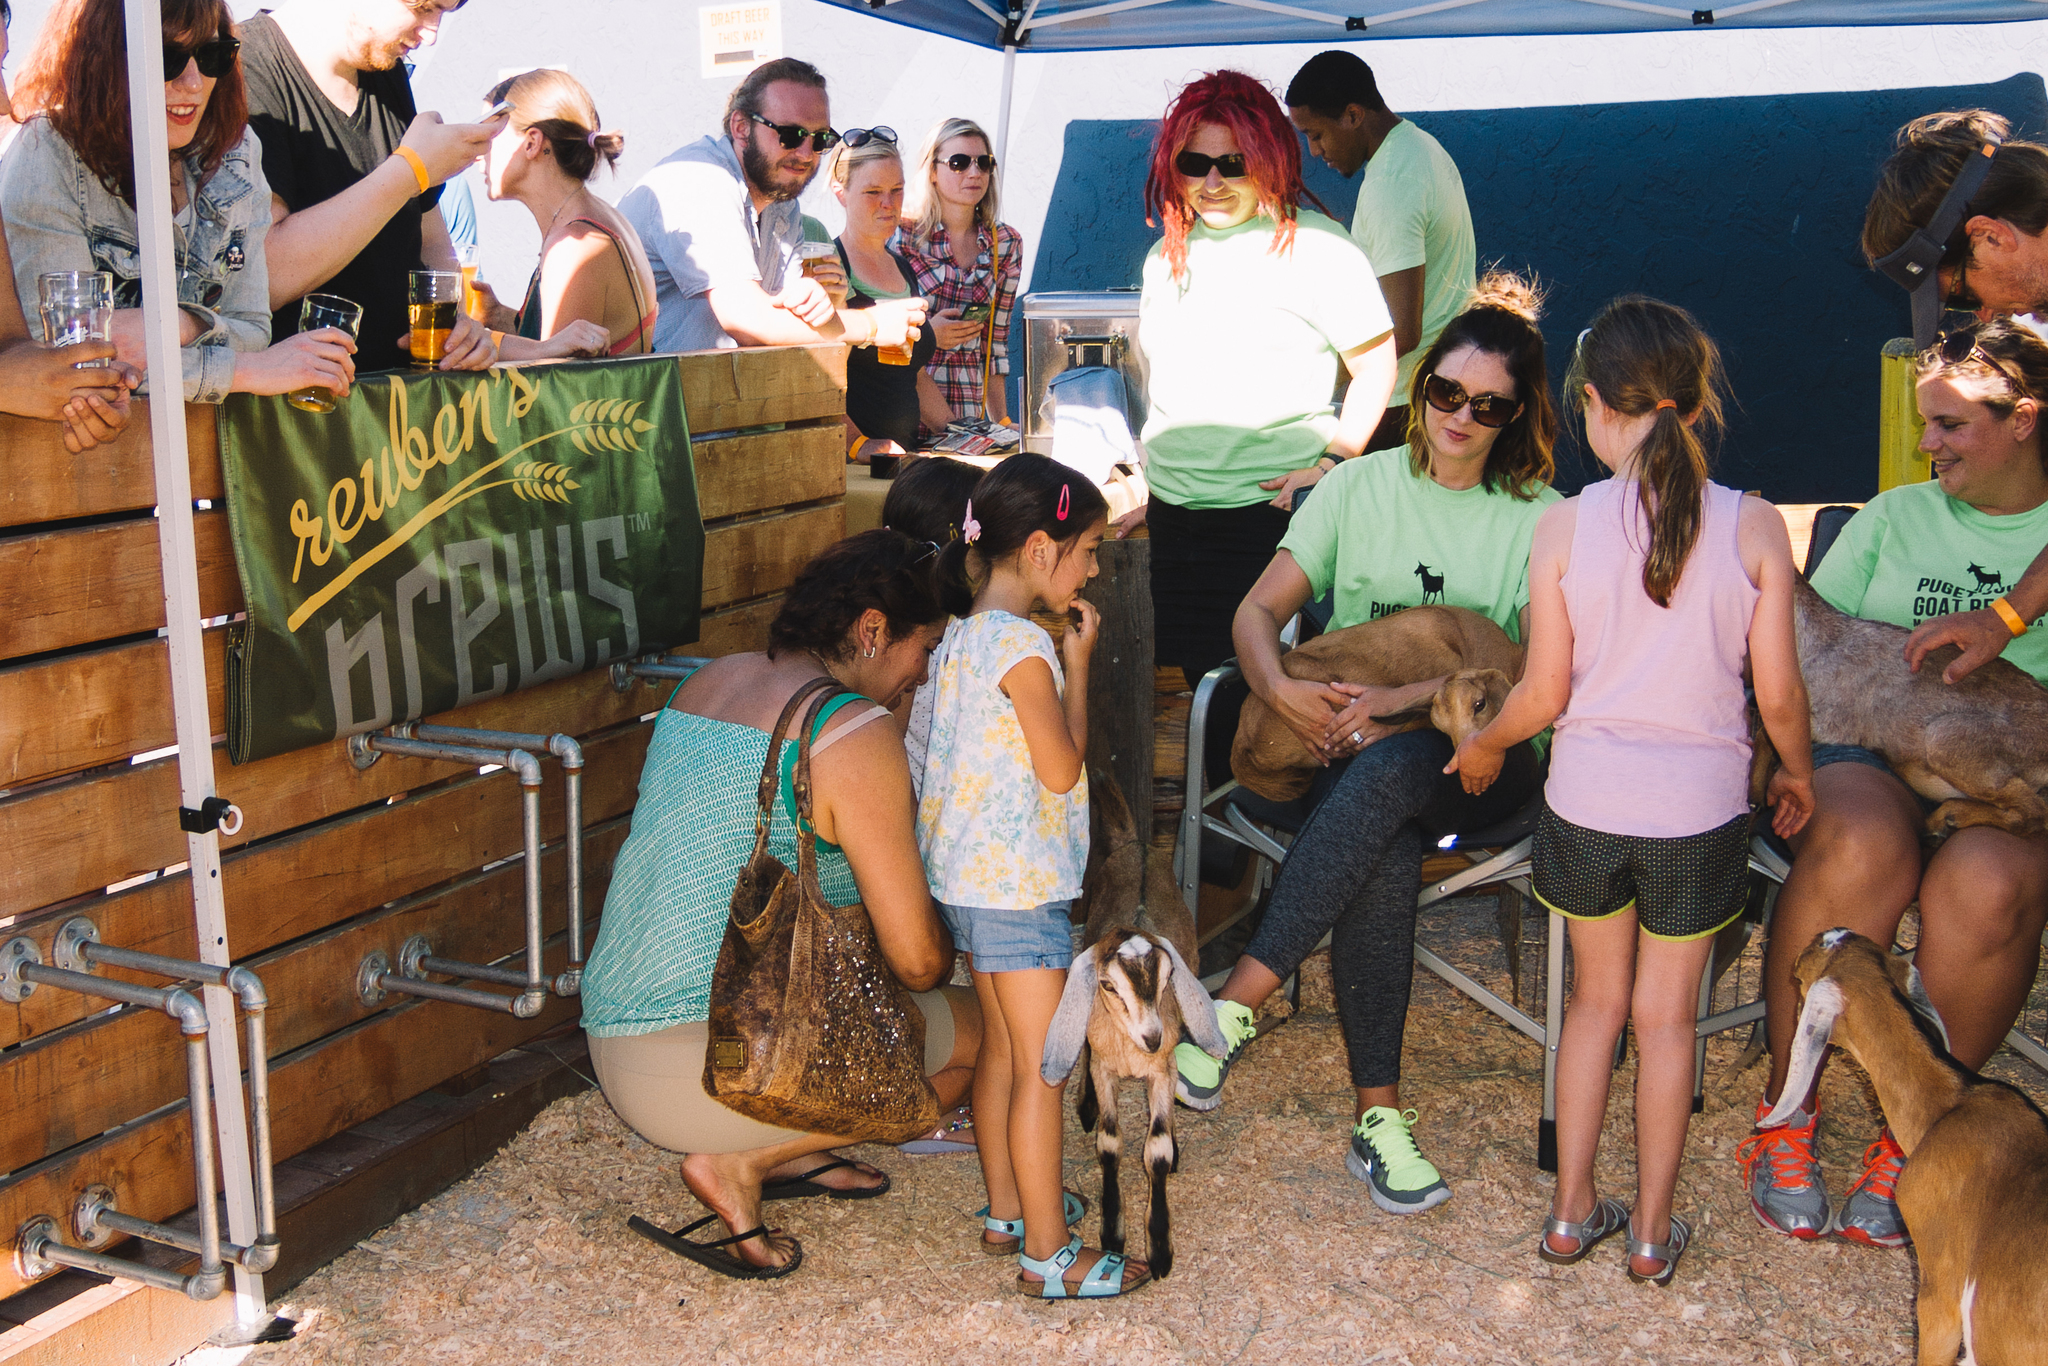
[122,0,268,1331]
[994,39,1018,171]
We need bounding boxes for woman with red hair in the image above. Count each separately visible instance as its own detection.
[1131,69,1398,686]
[1,0,356,403]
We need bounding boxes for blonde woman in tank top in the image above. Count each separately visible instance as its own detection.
[1449,297,1814,1287]
[470,69,659,360]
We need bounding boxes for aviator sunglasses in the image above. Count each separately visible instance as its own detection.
[747,110,840,152]
[1424,373,1519,428]
[944,153,997,173]
[1174,150,1248,180]
[1935,327,2030,395]
[841,127,897,149]
[164,34,240,81]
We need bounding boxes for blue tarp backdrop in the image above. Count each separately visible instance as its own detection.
[1026,73,2048,502]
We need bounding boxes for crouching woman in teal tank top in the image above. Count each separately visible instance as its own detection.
[581,531,979,1279]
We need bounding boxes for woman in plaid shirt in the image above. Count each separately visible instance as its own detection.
[901,118,1022,431]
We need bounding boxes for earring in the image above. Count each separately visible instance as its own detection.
[864,645,877,659]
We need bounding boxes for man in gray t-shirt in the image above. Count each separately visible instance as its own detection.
[621,58,923,353]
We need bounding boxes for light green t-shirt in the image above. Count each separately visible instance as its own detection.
[1279,446,1559,638]
[1809,481,2048,684]
[1139,211,1394,510]
[1351,120,1477,398]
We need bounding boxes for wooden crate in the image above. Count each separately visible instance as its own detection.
[0,347,846,1345]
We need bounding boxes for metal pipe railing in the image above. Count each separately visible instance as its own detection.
[3,937,231,1301]
[609,653,710,691]
[345,736,550,1017]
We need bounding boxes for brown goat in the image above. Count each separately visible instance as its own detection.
[1763,930,2048,1364]
[1794,579,2048,838]
[1231,606,1524,802]
[1042,768,1224,1279]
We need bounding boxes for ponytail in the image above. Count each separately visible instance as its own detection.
[931,454,1111,616]
[1568,296,1727,608]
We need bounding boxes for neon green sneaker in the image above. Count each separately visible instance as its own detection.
[1173,1000,1257,1110]
[1347,1106,1451,1214]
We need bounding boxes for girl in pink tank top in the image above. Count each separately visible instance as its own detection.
[1448,298,1814,1286]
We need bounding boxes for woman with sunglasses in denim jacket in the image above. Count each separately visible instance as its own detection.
[1174,275,1559,1216]
[1130,70,1399,690]
[900,118,1021,430]
[1739,316,2048,1254]
[1,0,356,404]
[828,130,937,466]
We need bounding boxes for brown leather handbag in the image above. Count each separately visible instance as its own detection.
[702,678,941,1144]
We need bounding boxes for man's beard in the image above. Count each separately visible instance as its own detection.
[741,136,812,204]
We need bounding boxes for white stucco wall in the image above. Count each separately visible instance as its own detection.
[5,2,2044,310]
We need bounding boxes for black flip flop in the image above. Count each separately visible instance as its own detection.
[760,1156,891,1202]
[627,1214,803,1280]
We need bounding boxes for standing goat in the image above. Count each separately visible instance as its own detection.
[1763,929,2048,1364]
[1042,769,1227,1279]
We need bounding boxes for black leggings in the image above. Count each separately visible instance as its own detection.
[1241,729,1540,1090]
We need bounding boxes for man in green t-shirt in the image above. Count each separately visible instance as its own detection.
[1285,52,1475,455]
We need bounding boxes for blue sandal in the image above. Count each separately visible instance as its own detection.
[978,1190,1088,1255]
[1016,1234,1150,1299]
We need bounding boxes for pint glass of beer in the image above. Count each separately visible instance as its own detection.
[288,294,364,414]
[408,270,463,369]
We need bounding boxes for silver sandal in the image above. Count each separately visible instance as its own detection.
[1538,1195,1629,1266]
[1626,1214,1693,1287]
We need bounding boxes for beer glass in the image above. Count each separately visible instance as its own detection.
[409,270,462,368]
[37,271,114,366]
[288,294,363,414]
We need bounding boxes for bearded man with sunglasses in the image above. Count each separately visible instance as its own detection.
[620,59,923,355]
[242,0,501,373]
[1864,111,2048,685]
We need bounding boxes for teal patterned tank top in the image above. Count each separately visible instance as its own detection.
[582,701,863,1037]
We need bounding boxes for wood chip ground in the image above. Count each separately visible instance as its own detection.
[230,899,2046,1366]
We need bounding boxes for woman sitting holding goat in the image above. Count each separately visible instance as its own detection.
[1743,315,2048,1253]
[1174,274,1558,1214]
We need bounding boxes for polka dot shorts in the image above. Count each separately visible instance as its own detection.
[1531,804,1753,942]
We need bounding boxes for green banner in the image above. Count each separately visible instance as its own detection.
[219,358,700,764]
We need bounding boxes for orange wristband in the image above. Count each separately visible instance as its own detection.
[394,146,431,195]
[1993,596,2029,637]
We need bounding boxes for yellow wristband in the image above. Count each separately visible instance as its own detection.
[394,146,431,195]
[1993,596,2029,637]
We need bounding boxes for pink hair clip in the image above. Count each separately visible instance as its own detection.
[1056,484,1070,521]
[962,500,982,544]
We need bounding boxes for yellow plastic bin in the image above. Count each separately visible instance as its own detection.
[1879,337,1929,492]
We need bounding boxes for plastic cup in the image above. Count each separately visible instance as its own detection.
[797,240,837,281]
[289,294,364,413]
[409,270,462,369]
[38,270,113,367]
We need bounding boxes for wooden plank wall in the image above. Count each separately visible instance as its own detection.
[0,346,847,1305]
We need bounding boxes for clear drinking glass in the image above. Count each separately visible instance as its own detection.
[289,294,364,414]
[456,243,481,320]
[37,270,114,367]
[409,270,463,369]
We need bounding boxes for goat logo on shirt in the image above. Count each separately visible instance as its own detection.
[1415,563,1446,604]
[1913,566,2012,621]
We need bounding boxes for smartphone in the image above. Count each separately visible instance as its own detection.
[961,303,992,323]
[482,99,515,122]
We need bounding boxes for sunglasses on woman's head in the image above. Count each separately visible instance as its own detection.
[944,153,997,173]
[164,35,239,81]
[746,110,840,151]
[841,127,897,149]
[1424,373,1519,428]
[1174,150,1248,180]
[1935,327,2030,395]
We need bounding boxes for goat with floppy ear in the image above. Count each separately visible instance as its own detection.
[1042,768,1227,1279]
[1763,929,2048,1365]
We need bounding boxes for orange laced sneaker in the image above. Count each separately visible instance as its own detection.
[1736,1097,1830,1239]
[1836,1129,1910,1249]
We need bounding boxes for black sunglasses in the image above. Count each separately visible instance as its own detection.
[1934,327,2030,396]
[747,110,840,152]
[944,153,997,173]
[164,35,239,81]
[1424,373,1519,428]
[1175,150,1248,180]
[841,127,897,149]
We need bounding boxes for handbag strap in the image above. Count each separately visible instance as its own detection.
[788,682,851,883]
[980,221,1000,421]
[751,677,842,850]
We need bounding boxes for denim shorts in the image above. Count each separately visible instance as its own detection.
[1813,743,1938,816]
[939,899,1076,973]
